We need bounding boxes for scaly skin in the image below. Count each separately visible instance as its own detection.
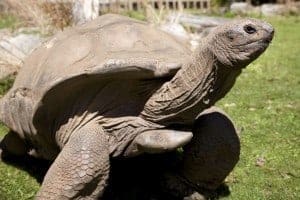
[36,123,110,200]
[141,48,242,126]
[139,18,274,196]
[161,107,240,198]
[141,18,274,126]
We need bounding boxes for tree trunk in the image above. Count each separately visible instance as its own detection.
[72,0,100,25]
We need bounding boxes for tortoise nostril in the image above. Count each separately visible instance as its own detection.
[265,30,274,43]
[244,25,257,34]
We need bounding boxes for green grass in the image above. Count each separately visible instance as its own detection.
[0,15,19,30]
[0,76,15,97]
[217,16,300,199]
[121,10,147,21]
[0,16,299,199]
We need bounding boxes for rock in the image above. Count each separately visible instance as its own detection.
[190,33,201,51]
[165,13,229,51]
[288,2,300,15]
[0,0,9,13]
[160,23,201,51]
[230,2,298,16]
[160,22,190,42]
[0,33,42,65]
[0,29,11,40]
[167,13,228,30]
[229,3,261,15]
[0,62,18,80]
[261,4,288,16]
[230,2,253,15]
[0,33,43,79]
[184,192,206,200]
[72,0,100,25]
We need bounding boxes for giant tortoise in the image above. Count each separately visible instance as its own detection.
[0,14,274,199]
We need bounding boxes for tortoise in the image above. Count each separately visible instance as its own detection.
[0,14,274,199]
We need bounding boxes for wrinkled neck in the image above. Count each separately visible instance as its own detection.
[141,45,241,126]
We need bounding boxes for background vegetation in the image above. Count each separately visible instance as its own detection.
[0,13,299,200]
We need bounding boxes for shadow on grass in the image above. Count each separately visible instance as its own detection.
[103,154,231,200]
[1,152,51,183]
[1,152,231,200]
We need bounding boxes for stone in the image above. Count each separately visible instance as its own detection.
[0,0,9,13]
[0,33,42,64]
[230,2,253,15]
[165,13,229,50]
[167,13,228,30]
[261,4,287,16]
[0,33,42,79]
[0,62,18,80]
[160,22,190,42]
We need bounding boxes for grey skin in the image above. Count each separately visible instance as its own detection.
[0,14,274,199]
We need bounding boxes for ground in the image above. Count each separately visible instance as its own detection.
[0,15,299,200]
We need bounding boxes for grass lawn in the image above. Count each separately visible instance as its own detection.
[217,16,300,199]
[0,15,299,199]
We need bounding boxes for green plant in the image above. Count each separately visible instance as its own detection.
[121,10,146,21]
[211,0,230,8]
[0,76,15,97]
[0,14,19,30]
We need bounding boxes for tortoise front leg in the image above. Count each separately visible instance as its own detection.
[181,106,240,190]
[36,123,110,200]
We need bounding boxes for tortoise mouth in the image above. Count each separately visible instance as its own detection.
[240,37,272,61]
[234,36,272,48]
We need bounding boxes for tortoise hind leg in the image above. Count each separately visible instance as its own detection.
[159,107,240,199]
[181,106,240,190]
[36,123,110,200]
[0,131,28,159]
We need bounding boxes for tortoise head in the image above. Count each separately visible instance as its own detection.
[206,18,274,68]
[142,19,274,126]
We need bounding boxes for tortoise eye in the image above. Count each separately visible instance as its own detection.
[244,25,257,34]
